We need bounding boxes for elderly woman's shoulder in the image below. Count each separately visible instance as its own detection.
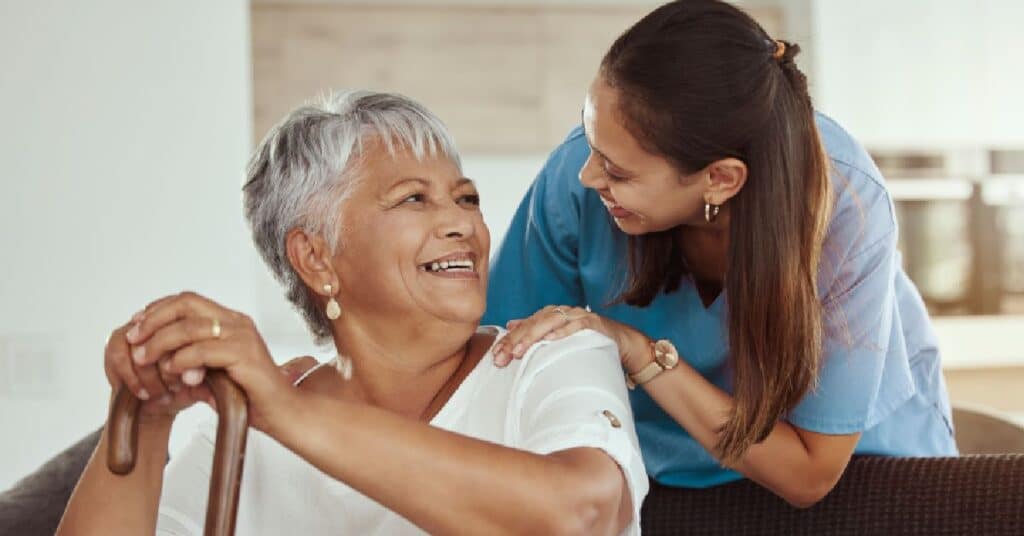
[509,329,620,377]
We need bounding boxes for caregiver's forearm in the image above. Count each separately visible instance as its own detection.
[640,362,858,508]
[56,419,172,534]
[270,392,629,536]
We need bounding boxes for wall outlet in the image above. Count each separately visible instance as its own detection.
[0,334,62,399]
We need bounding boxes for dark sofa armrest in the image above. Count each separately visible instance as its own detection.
[641,455,1024,535]
[0,428,102,536]
[6,432,1024,535]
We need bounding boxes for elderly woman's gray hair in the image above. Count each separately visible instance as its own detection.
[243,90,461,343]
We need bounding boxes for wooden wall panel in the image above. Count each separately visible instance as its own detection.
[537,8,646,149]
[537,6,783,149]
[252,3,783,152]
[253,5,545,151]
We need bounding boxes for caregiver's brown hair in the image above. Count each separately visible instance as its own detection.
[601,0,833,463]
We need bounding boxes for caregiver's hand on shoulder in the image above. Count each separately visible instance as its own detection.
[123,291,294,431]
[492,305,650,370]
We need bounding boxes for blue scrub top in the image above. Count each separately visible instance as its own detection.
[483,113,958,488]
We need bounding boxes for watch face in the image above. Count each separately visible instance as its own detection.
[654,339,680,368]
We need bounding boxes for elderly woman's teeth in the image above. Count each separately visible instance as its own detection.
[424,259,474,272]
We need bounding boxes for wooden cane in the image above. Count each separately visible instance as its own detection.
[107,370,249,536]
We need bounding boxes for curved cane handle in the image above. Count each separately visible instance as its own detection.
[107,370,249,536]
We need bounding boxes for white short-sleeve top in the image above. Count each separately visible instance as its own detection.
[156,328,649,535]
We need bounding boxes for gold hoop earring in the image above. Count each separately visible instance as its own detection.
[705,201,721,223]
[324,283,341,320]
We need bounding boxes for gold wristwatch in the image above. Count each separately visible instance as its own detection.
[626,339,680,390]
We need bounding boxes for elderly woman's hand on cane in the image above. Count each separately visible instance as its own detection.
[120,291,298,433]
[103,296,317,425]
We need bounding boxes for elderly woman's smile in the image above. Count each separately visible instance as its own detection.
[418,251,479,277]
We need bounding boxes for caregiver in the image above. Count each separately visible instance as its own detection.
[485,0,957,508]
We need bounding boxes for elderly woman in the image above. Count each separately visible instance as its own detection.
[57,91,647,535]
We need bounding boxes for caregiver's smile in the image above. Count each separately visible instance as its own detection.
[598,194,637,220]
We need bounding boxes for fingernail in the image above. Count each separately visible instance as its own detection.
[183,369,203,386]
[131,309,145,323]
[137,389,150,400]
[158,394,171,405]
[512,343,524,356]
[126,324,140,342]
[132,345,146,364]
[168,383,181,393]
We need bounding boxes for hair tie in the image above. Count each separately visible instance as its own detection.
[772,40,786,61]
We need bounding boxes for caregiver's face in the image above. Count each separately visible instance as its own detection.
[580,76,707,235]
[334,139,489,326]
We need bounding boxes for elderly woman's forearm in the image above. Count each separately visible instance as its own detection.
[270,391,629,535]
[56,421,171,534]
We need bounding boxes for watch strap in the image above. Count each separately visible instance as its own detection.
[626,360,664,390]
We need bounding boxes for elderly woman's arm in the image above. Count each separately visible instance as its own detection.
[272,388,635,535]
[56,318,194,535]
[56,419,172,535]
[279,395,632,535]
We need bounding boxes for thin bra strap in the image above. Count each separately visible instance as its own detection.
[292,357,336,386]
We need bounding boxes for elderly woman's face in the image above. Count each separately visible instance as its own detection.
[333,140,489,326]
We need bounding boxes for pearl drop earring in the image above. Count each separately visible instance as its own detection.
[324,283,341,320]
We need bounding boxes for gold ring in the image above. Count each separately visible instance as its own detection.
[211,317,221,339]
[554,307,570,321]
